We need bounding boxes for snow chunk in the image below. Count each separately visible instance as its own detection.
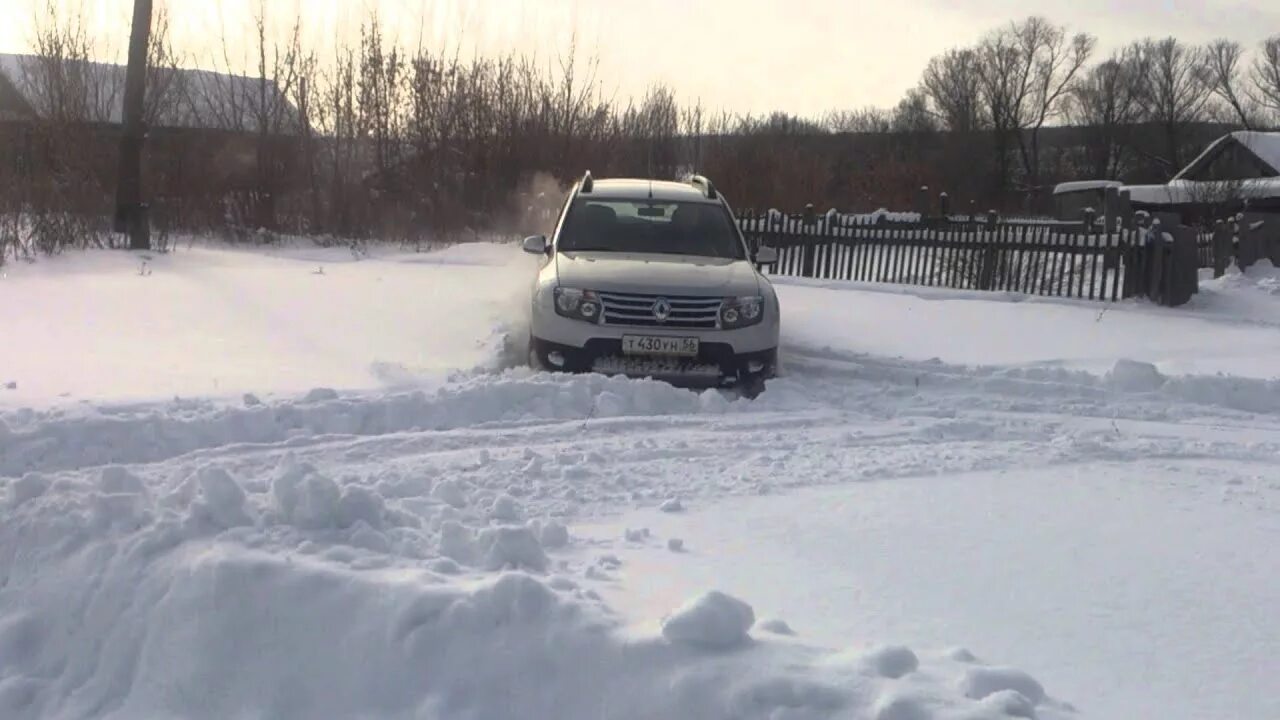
[429,557,461,575]
[99,466,146,496]
[338,485,386,529]
[489,493,522,522]
[272,466,341,530]
[476,526,548,572]
[872,693,930,720]
[661,590,755,650]
[945,647,978,663]
[659,497,684,513]
[959,666,1045,705]
[196,467,250,528]
[438,521,476,564]
[866,645,919,678]
[667,538,684,552]
[980,689,1037,718]
[451,571,556,626]
[548,576,578,591]
[755,618,795,636]
[242,393,263,407]
[303,387,339,403]
[348,524,391,553]
[539,521,569,549]
[432,479,468,508]
[625,527,650,542]
[9,473,49,507]
[1106,359,1167,392]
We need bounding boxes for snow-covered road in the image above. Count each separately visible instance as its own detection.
[3,242,1279,719]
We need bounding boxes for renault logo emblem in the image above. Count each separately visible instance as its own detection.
[652,298,671,323]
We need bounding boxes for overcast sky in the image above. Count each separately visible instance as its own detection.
[3,0,1279,116]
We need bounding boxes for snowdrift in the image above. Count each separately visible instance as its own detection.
[1,456,1074,720]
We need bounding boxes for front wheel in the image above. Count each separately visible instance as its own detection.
[527,335,548,372]
[738,373,768,399]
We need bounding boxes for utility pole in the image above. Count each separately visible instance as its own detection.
[114,0,153,250]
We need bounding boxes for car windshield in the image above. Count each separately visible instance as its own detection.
[557,198,746,260]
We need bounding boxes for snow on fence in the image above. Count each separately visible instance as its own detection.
[737,207,1201,307]
[1196,214,1280,275]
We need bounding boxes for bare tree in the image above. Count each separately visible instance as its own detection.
[24,0,112,123]
[1015,18,1095,196]
[975,18,1094,207]
[1069,47,1149,178]
[17,0,115,253]
[1204,39,1254,128]
[142,3,183,127]
[892,88,938,133]
[1251,35,1280,123]
[823,107,893,134]
[921,48,985,132]
[1139,37,1212,173]
[976,27,1028,200]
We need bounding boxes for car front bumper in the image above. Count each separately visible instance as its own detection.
[531,337,778,387]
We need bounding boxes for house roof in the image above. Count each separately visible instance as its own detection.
[0,53,299,133]
[1173,130,1280,181]
[1053,180,1123,195]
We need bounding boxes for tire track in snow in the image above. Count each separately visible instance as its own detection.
[5,352,1280,482]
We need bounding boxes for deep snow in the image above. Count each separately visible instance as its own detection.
[575,462,1280,720]
[0,243,535,407]
[4,244,1279,410]
[3,241,1280,720]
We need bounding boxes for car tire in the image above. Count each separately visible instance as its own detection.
[527,336,547,372]
[737,372,768,399]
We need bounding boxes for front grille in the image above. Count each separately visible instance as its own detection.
[598,292,723,329]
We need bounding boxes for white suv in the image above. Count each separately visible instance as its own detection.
[523,173,780,391]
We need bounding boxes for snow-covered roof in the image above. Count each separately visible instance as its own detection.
[1173,130,1280,181]
[1124,178,1280,204]
[0,53,298,133]
[1053,180,1123,195]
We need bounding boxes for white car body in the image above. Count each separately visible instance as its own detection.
[524,174,780,389]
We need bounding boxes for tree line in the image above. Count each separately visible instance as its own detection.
[2,6,1279,261]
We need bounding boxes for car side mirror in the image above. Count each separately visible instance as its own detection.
[755,246,778,264]
[522,235,548,255]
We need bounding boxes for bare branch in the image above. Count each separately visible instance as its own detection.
[1205,39,1254,128]
[1251,35,1280,120]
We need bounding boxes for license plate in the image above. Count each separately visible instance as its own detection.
[622,335,699,357]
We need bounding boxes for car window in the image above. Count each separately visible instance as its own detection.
[557,199,746,260]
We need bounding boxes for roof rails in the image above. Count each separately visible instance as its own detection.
[581,170,594,193]
[689,174,717,200]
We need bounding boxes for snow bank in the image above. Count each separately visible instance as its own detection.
[0,371,757,477]
[0,456,1077,720]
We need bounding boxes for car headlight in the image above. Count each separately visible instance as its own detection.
[554,287,601,323]
[721,295,764,329]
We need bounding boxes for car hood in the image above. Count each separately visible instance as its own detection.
[555,252,761,295]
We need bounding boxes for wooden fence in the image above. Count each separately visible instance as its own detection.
[737,204,1201,307]
[1196,214,1280,275]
